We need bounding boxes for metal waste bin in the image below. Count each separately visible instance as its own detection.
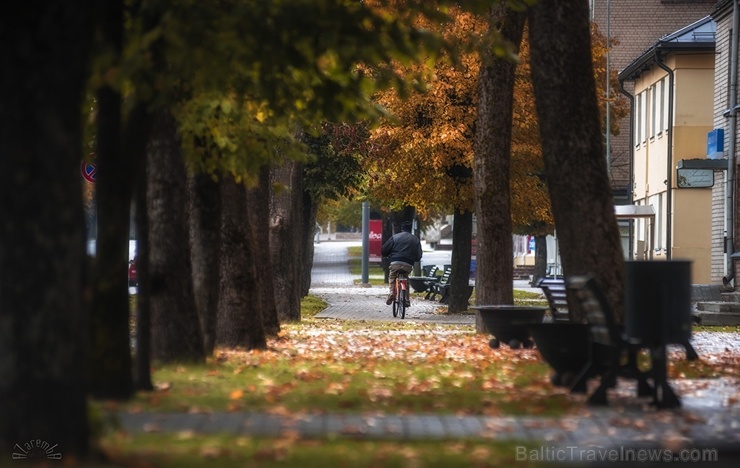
[624,260,692,346]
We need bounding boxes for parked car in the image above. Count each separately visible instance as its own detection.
[128,256,138,287]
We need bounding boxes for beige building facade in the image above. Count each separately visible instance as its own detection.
[591,0,715,190]
[619,16,716,283]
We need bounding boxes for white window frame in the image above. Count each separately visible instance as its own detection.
[650,84,657,140]
[658,78,665,136]
[635,92,643,147]
[662,78,670,133]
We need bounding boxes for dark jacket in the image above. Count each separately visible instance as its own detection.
[381,231,422,266]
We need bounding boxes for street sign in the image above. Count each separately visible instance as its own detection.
[81,153,97,184]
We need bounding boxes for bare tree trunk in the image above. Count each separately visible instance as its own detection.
[0,1,92,457]
[270,161,304,322]
[248,167,280,336]
[473,6,527,332]
[89,0,135,400]
[148,110,205,362]
[217,176,267,349]
[189,172,221,354]
[134,163,153,391]
[528,0,625,322]
[532,235,548,286]
[129,103,155,391]
[301,191,318,297]
[447,209,474,313]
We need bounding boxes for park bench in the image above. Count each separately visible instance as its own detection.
[566,275,681,408]
[535,277,571,322]
[425,266,452,301]
[409,266,440,293]
[426,267,474,304]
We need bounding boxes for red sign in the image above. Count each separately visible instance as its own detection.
[81,153,97,184]
[369,219,383,262]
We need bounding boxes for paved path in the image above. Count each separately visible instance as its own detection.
[118,241,740,464]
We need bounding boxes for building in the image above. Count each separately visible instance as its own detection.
[591,0,715,190]
[711,0,740,286]
[618,16,716,283]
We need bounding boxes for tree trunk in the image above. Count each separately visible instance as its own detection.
[217,176,267,349]
[148,110,205,362]
[248,167,281,337]
[127,100,156,391]
[189,172,221,354]
[134,162,153,391]
[301,191,318,297]
[532,235,548,286]
[473,6,527,332]
[528,0,625,322]
[89,0,135,399]
[270,161,304,322]
[447,209,474,313]
[0,1,92,457]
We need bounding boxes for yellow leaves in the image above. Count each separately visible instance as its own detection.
[229,389,244,400]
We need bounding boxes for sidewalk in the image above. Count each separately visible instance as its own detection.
[117,240,740,464]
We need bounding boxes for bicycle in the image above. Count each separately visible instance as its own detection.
[392,271,410,319]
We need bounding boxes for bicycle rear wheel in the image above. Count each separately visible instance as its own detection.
[399,282,407,319]
[392,280,399,317]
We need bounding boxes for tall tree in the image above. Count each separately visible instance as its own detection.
[302,122,367,297]
[147,110,205,362]
[473,4,527,330]
[217,176,267,349]
[271,161,306,322]
[188,171,222,354]
[528,0,625,321]
[247,167,281,336]
[0,1,93,458]
[89,0,135,399]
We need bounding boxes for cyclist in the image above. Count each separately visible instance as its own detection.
[381,220,422,306]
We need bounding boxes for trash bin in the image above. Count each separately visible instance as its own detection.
[624,260,692,346]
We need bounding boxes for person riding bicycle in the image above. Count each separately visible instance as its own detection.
[382,220,422,305]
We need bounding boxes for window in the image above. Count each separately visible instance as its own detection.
[650,84,657,139]
[662,78,670,133]
[635,92,643,146]
[656,193,663,252]
[641,91,648,144]
[658,78,665,135]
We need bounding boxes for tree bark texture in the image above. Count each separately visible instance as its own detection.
[188,172,221,354]
[301,190,318,298]
[147,110,205,362]
[0,1,93,457]
[447,209,474,313]
[473,6,527,332]
[528,0,625,321]
[134,164,153,390]
[532,235,548,285]
[126,101,155,391]
[247,167,280,337]
[270,162,304,322]
[217,176,267,349]
[89,0,135,399]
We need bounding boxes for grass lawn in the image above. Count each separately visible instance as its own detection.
[102,292,740,466]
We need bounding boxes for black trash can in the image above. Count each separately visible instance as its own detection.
[624,260,692,346]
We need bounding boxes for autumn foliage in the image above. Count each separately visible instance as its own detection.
[365,9,627,234]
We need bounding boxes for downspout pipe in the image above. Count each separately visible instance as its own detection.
[619,76,636,259]
[655,49,674,260]
[723,0,739,287]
